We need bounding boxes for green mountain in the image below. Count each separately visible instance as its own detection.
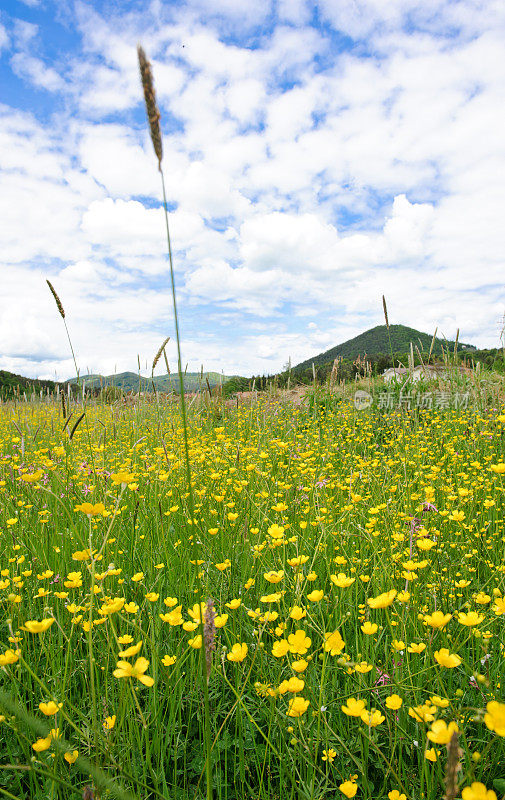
[0,370,57,397]
[67,371,232,394]
[293,325,475,372]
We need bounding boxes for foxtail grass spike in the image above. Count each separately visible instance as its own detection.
[382,295,389,328]
[46,280,65,319]
[443,730,462,800]
[152,337,170,372]
[137,45,163,167]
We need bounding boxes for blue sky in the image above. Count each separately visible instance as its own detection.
[1,0,504,380]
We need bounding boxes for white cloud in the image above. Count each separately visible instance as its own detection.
[78,124,160,197]
[184,0,271,30]
[1,0,505,379]
[317,0,505,40]
[12,19,38,45]
[10,54,65,92]
[278,0,311,25]
[383,194,435,261]
[0,107,102,265]
[0,24,9,51]
[240,211,341,273]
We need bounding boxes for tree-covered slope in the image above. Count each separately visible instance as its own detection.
[294,325,475,371]
[67,371,232,393]
[0,370,57,397]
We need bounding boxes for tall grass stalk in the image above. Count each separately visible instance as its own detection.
[137,43,213,800]
[382,295,397,380]
[46,281,81,397]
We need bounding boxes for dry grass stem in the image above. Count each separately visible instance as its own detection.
[163,349,170,375]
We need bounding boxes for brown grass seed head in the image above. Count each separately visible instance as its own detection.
[137,45,163,167]
[46,280,65,319]
[152,337,170,372]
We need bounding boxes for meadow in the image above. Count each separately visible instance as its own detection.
[1,43,504,800]
[0,390,504,800]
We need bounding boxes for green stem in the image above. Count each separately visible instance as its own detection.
[159,167,213,800]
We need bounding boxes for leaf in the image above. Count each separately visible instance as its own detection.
[69,412,85,440]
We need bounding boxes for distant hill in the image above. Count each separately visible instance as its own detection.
[0,370,57,398]
[293,325,475,372]
[66,371,233,394]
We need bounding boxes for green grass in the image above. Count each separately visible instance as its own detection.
[0,394,504,799]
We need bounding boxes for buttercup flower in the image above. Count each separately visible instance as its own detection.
[287,630,311,655]
[291,659,308,672]
[462,784,497,800]
[227,643,248,662]
[39,701,61,715]
[272,639,290,657]
[339,780,358,798]
[484,701,505,737]
[458,611,484,626]
[341,698,367,717]
[385,694,403,710]
[330,573,355,588]
[367,590,397,609]
[118,641,142,658]
[434,649,462,669]
[324,629,345,655]
[360,708,385,727]
[424,611,452,628]
[427,720,459,744]
[32,737,52,753]
[0,649,20,665]
[286,696,310,717]
[113,657,154,686]
[24,619,54,634]
[264,570,284,583]
[361,621,378,635]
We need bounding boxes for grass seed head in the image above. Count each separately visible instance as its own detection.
[46,280,65,319]
[444,730,463,800]
[152,337,170,373]
[382,295,389,329]
[137,45,163,167]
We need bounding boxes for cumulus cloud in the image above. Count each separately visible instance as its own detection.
[0,24,9,51]
[317,0,505,39]
[1,0,504,379]
[11,54,65,92]
[240,212,341,273]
